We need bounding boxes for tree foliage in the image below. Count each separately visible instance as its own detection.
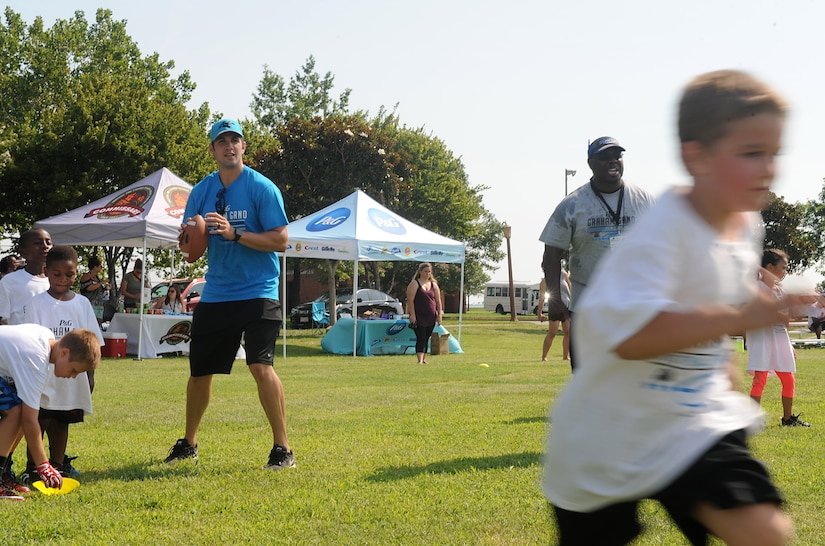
[0,8,213,286]
[802,180,825,278]
[362,111,503,302]
[252,115,408,219]
[251,92,504,305]
[762,192,817,273]
[250,55,351,132]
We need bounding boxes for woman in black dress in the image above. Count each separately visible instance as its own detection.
[405,262,443,364]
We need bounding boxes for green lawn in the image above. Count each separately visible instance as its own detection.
[3,309,824,545]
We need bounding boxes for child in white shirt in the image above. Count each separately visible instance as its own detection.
[543,70,813,545]
[22,245,104,481]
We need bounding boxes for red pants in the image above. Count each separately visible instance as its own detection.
[750,371,795,398]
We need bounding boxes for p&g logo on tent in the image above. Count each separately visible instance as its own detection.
[368,208,406,235]
[307,208,350,232]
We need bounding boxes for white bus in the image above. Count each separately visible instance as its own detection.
[483,281,544,315]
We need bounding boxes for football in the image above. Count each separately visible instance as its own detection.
[179,214,208,263]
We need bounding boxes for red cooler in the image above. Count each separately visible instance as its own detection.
[102,332,127,358]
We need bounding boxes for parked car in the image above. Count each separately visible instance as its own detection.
[289,289,404,329]
[150,278,205,313]
[182,278,206,312]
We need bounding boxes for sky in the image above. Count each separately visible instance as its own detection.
[11,0,825,289]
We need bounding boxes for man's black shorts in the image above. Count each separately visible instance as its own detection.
[189,299,282,376]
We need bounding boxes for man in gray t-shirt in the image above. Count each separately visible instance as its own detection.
[539,136,654,370]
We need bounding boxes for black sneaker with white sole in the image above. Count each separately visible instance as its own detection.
[264,445,295,470]
[781,413,811,427]
[164,438,198,464]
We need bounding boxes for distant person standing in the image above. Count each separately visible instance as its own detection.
[154,285,184,314]
[164,118,293,470]
[0,255,22,279]
[538,268,571,362]
[747,248,811,427]
[539,137,654,371]
[0,230,52,326]
[807,298,825,339]
[406,262,443,364]
[119,259,149,310]
[79,256,107,320]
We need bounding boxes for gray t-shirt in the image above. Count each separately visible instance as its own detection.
[539,180,655,310]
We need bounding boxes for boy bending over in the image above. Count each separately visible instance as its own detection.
[0,325,99,500]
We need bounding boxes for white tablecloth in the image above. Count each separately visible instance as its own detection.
[108,312,247,360]
[108,313,193,359]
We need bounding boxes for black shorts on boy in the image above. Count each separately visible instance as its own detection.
[552,429,783,546]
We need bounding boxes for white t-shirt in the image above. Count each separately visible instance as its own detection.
[0,269,50,324]
[0,324,54,409]
[543,189,763,512]
[24,292,104,413]
[539,180,655,311]
[746,281,795,373]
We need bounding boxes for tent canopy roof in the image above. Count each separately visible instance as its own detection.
[285,190,464,263]
[34,167,193,249]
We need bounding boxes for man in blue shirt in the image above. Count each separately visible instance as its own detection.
[164,119,294,470]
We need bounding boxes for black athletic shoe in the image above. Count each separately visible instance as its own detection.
[61,455,81,477]
[264,445,295,470]
[164,439,198,464]
[19,467,37,486]
[781,413,811,427]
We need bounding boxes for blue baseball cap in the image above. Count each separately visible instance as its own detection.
[587,136,625,158]
[210,118,244,143]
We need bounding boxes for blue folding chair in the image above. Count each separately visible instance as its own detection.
[311,301,330,334]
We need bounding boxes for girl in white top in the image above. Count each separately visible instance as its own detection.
[154,285,184,313]
[746,249,810,427]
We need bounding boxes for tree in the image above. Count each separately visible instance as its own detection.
[803,180,825,277]
[250,55,351,132]
[251,114,410,319]
[762,192,816,273]
[0,8,213,288]
[249,60,504,315]
[374,111,505,303]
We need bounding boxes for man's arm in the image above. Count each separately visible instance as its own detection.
[542,245,568,319]
[234,225,288,253]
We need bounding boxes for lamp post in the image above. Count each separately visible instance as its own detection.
[565,169,576,196]
[502,222,518,322]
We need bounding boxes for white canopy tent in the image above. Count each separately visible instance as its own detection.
[34,167,193,359]
[283,190,466,356]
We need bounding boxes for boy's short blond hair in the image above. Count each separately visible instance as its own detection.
[59,329,101,370]
[678,70,787,146]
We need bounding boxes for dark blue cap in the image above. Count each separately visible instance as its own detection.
[587,136,625,157]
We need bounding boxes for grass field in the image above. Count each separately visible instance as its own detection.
[3,309,824,545]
